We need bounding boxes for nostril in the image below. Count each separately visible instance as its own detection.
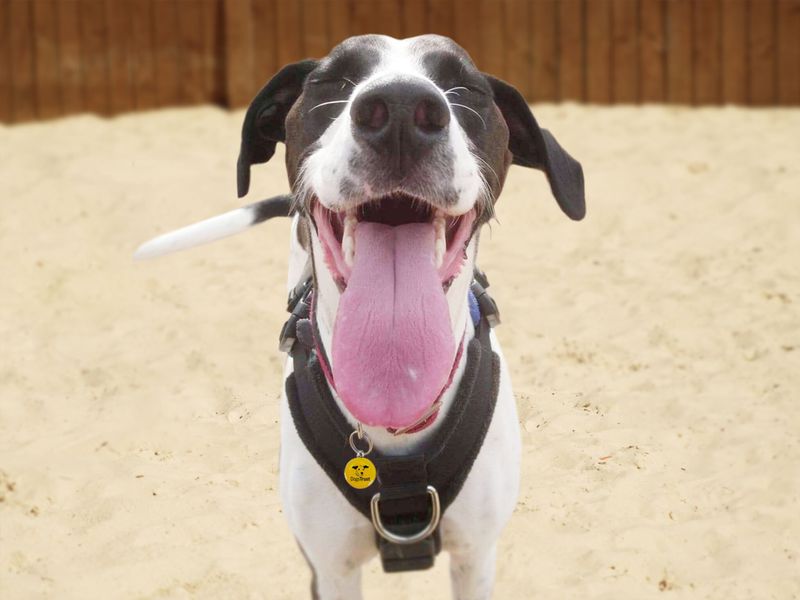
[414,98,450,133]
[353,97,389,131]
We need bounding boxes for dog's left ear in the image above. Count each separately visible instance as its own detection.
[485,75,586,220]
[237,59,319,198]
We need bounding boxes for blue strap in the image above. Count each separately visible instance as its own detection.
[468,288,480,328]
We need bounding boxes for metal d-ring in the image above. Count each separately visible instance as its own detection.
[348,429,373,457]
[370,486,441,545]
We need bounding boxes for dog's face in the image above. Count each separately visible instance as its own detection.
[237,35,585,430]
[287,35,506,219]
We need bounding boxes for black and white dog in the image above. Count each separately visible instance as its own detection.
[137,34,584,600]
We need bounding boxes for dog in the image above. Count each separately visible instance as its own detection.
[137,34,584,600]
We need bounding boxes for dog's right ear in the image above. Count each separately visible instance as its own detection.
[237,59,319,198]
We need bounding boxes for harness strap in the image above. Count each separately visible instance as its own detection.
[372,456,441,571]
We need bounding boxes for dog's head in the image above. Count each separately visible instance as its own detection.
[238,35,585,430]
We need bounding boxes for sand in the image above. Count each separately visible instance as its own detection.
[1,104,798,599]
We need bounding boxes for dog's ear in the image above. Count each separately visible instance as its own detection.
[484,75,586,220]
[237,59,319,198]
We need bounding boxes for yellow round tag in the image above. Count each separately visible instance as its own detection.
[344,457,377,489]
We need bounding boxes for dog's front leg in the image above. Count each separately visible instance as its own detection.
[280,385,376,599]
[287,504,374,600]
[281,452,374,600]
[449,544,497,600]
[302,557,363,600]
[295,541,365,600]
[443,343,520,600]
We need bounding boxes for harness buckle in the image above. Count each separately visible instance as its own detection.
[473,267,490,289]
[286,276,313,312]
[279,277,313,353]
[470,280,501,328]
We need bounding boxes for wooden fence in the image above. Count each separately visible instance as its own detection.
[1,0,799,123]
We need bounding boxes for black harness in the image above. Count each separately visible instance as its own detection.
[280,271,502,572]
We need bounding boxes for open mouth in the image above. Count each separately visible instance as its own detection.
[311,192,476,430]
[313,192,476,291]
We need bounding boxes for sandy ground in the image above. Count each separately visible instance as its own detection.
[1,104,798,600]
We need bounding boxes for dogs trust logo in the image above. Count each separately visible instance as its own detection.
[344,457,376,489]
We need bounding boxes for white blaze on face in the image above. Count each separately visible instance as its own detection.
[298,35,486,216]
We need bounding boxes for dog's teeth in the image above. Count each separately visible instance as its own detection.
[343,213,357,267]
[433,213,446,268]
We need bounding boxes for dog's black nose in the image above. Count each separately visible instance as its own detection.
[351,79,450,169]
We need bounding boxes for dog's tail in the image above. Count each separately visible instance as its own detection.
[134,194,293,260]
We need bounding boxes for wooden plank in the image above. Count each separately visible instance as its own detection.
[559,0,585,101]
[106,0,134,114]
[428,0,454,39]
[223,0,254,107]
[377,0,403,38]
[153,0,181,107]
[693,0,721,104]
[177,0,206,105]
[302,0,330,57]
[252,0,278,81]
[329,0,351,45]
[349,0,374,37]
[453,0,481,66]
[504,0,531,98]
[530,0,558,101]
[586,0,612,103]
[129,0,156,110]
[9,0,36,121]
[612,0,638,103]
[748,0,776,105]
[531,0,559,102]
[79,0,110,115]
[478,0,504,79]
[199,0,223,103]
[32,0,62,119]
[57,0,84,115]
[666,0,693,104]
[721,0,748,103]
[777,0,800,104]
[0,0,10,122]
[275,0,302,64]
[640,0,665,102]
[402,0,427,39]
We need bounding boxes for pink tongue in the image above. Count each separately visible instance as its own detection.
[331,222,455,428]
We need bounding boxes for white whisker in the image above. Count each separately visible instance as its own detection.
[293,160,315,213]
[467,144,499,219]
[450,103,486,129]
[473,153,500,186]
[308,99,350,113]
[444,86,468,96]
